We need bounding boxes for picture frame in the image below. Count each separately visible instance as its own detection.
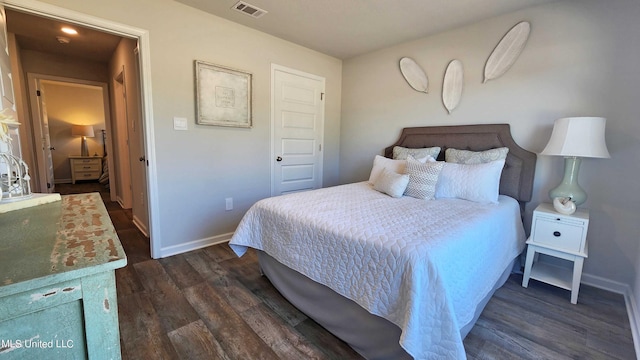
[195,60,252,128]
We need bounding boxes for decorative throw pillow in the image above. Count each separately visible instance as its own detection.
[445,147,509,165]
[435,159,506,204]
[393,146,441,162]
[368,155,406,184]
[404,155,444,200]
[373,168,410,198]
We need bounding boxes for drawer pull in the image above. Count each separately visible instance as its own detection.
[553,231,561,237]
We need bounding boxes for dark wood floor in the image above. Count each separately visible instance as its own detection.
[57,182,637,360]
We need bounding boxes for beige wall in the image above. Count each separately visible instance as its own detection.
[341,0,640,294]
[20,49,108,83]
[32,0,343,251]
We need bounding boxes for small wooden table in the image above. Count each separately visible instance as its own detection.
[0,193,127,359]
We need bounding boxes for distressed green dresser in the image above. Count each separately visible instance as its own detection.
[0,193,127,359]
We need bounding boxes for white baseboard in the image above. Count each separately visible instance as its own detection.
[158,232,233,258]
[132,215,149,237]
[582,273,640,359]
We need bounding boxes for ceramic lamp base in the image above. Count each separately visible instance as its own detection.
[549,156,587,206]
[81,136,89,157]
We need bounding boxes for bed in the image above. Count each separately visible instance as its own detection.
[229,124,536,359]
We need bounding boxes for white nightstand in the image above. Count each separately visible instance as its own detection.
[522,203,589,304]
[69,156,102,184]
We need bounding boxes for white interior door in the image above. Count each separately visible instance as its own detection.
[113,71,132,209]
[38,87,54,192]
[27,77,55,193]
[120,61,149,235]
[271,64,325,195]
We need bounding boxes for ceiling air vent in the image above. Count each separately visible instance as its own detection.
[232,1,268,19]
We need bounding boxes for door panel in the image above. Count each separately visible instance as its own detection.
[282,111,314,129]
[282,138,315,155]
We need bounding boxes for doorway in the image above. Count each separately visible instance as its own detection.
[4,0,160,258]
[27,75,111,195]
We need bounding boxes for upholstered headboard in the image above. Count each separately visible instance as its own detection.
[384,124,536,208]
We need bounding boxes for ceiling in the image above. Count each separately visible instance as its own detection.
[4,0,557,62]
[174,0,557,59]
[5,9,123,63]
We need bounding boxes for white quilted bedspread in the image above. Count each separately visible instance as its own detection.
[229,182,525,360]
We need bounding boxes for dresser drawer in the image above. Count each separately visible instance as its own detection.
[531,217,585,252]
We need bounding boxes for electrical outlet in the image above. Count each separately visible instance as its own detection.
[225,197,233,211]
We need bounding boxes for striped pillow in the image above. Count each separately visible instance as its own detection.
[404,155,444,200]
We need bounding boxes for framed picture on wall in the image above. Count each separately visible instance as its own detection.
[195,60,252,128]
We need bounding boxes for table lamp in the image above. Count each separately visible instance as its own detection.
[72,125,94,157]
[540,117,610,206]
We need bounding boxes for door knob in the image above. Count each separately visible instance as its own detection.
[49,147,55,150]
[139,156,146,162]
[276,156,282,162]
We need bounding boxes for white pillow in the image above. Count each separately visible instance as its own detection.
[404,155,444,200]
[373,168,410,198]
[368,155,406,184]
[393,146,441,162]
[445,147,509,164]
[435,159,505,204]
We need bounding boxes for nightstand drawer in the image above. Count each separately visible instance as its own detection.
[74,158,100,164]
[531,218,585,252]
[76,171,101,179]
[73,163,101,172]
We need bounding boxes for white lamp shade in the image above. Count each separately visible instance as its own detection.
[540,117,610,158]
[71,125,95,138]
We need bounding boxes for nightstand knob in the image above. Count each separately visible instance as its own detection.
[553,231,561,237]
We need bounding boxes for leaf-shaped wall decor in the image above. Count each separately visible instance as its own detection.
[483,21,531,83]
[442,59,463,114]
[399,57,429,93]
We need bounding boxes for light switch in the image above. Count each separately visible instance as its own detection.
[173,117,188,131]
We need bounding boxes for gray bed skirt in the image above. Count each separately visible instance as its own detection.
[257,250,516,359]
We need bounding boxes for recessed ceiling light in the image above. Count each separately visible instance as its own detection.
[61,27,78,35]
